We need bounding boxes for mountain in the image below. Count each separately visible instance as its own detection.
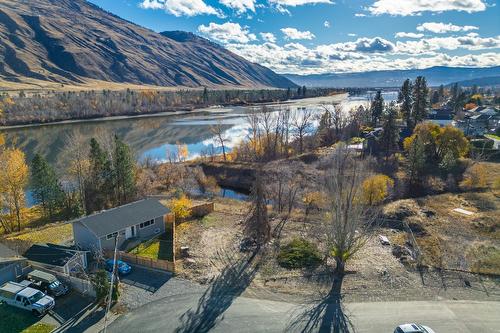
[285,66,500,88]
[0,0,296,89]
[446,76,500,88]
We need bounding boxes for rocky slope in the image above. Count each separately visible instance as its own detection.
[0,0,296,89]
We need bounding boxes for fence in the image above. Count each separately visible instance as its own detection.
[190,202,215,217]
[116,251,176,273]
[31,265,96,298]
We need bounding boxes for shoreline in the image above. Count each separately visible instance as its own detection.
[0,93,349,131]
[0,93,348,130]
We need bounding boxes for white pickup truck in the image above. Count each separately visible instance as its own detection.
[0,281,55,316]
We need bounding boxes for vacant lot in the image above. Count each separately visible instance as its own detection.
[175,194,500,303]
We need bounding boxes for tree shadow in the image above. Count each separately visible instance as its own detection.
[174,248,260,333]
[287,276,354,333]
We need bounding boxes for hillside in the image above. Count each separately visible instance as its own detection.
[447,76,500,88]
[0,0,296,89]
[285,66,500,88]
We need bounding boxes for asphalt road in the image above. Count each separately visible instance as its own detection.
[109,291,500,333]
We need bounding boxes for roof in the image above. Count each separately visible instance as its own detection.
[74,199,170,237]
[0,281,25,294]
[23,244,77,267]
[28,270,57,283]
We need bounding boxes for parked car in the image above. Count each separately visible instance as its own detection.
[394,323,436,333]
[0,281,55,316]
[27,270,69,297]
[105,259,131,275]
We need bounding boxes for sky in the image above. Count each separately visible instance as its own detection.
[88,0,500,74]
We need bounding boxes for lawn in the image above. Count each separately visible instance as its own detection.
[128,232,173,261]
[7,223,73,244]
[0,304,55,333]
[485,134,500,140]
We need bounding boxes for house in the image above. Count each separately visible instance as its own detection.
[0,243,28,284]
[72,198,171,253]
[426,108,454,127]
[23,243,88,275]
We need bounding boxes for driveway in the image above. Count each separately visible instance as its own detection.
[109,294,500,333]
[119,265,204,310]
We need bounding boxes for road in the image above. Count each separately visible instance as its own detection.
[109,291,500,333]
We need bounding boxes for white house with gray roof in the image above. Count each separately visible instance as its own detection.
[72,198,170,253]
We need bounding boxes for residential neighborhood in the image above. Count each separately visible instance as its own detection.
[0,0,499,331]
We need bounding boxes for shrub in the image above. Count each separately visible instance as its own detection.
[278,238,322,269]
[360,174,394,205]
[461,164,487,189]
[168,194,192,219]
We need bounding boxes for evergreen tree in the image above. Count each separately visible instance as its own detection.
[31,154,64,220]
[398,79,413,130]
[370,90,384,126]
[431,90,440,105]
[86,138,113,213]
[438,85,445,101]
[202,87,208,104]
[302,85,307,97]
[380,106,399,159]
[411,76,429,128]
[113,136,136,205]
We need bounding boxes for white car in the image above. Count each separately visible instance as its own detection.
[394,323,436,333]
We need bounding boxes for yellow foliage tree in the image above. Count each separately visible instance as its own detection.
[169,194,192,219]
[461,164,487,189]
[0,148,29,232]
[360,174,394,206]
[303,191,324,216]
[176,142,189,162]
[404,122,469,166]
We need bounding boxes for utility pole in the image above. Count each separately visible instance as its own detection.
[103,234,119,333]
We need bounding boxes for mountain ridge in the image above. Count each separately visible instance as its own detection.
[0,0,296,89]
[285,66,500,88]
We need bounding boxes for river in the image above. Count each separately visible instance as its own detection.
[0,91,397,169]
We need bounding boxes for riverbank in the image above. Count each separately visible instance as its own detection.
[0,92,347,129]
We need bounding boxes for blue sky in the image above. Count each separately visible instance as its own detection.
[88,0,500,74]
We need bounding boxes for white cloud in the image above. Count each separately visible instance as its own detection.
[269,0,334,13]
[260,32,277,43]
[368,0,487,16]
[198,22,257,44]
[140,0,224,17]
[324,20,331,28]
[269,0,334,6]
[395,35,500,54]
[416,22,479,34]
[281,27,316,40]
[219,0,256,14]
[354,13,366,17]
[348,33,357,37]
[395,32,424,38]
[227,39,500,74]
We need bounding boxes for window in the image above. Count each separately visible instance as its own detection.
[106,232,118,240]
[139,219,155,229]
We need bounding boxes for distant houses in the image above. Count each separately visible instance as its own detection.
[456,106,500,136]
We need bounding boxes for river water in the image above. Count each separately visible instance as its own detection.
[1,91,397,170]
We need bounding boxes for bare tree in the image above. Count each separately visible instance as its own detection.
[63,130,91,214]
[210,121,228,161]
[323,144,377,291]
[292,109,313,154]
[245,170,270,245]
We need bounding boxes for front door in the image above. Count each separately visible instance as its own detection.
[131,225,136,237]
[125,227,132,239]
